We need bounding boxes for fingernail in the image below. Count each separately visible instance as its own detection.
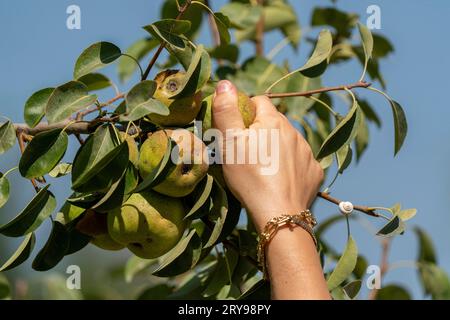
[216,80,232,94]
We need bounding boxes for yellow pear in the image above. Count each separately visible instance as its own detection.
[197,92,256,132]
[148,70,203,126]
[139,129,209,198]
[107,191,187,259]
[75,209,125,251]
[120,132,139,167]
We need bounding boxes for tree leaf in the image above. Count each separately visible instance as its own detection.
[284,73,322,118]
[169,45,211,99]
[162,0,203,39]
[46,81,98,124]
[24,88,54,128]
[152,229,202,277]
[0,173,10,208]
[212,12,231,45]
[0,121,16,155]
[327,236,358,291]
[418,263,450,299]
[342,280,362,299]
[359,99,381,128]
[49,163,72,178]
[0,274,11,299]
[390,100,407,155]
[74,42,122,79]
[185,174,214,219]
[19,128,68,179]
[118,38,159,82]
[376,216,405,237]
[203,181,228,248]
[299,29,332,77]
[209,44,239,64]
[137,284,174,300]
[77,73,111,91]
[398,208,416,221]
[125,256,158,283]
[120,80,169,122]
[0,185,56,237]
[376,284,411,300]
[202,249,239,297]
[415,227,437,264]
[312,7,358,39]
[220,2,262,30]
[357,22,374,61]
[72,141,129,192]
[0,233,35,272]
[337,144,352,173]
[32,221,70,271]
[317,102,361,159]
[143,19,191,49]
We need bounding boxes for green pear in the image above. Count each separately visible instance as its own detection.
[139,129,209,198]
[120,132,139,167]
[75,209,125,251]
[107,191,187,259]
[197,91,257,132]
[147,70,203,126]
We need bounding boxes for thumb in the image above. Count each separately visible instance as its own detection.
[212,80,245,133]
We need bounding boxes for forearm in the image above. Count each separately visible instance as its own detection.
[265,226,331,300]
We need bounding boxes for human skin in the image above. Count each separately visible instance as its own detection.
[212,80,331,300]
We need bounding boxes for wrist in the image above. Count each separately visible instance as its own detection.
[249,203,309,233]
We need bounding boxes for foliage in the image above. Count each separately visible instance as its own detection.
[0,0,443,300]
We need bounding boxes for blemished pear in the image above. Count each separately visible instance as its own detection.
[107,191,187,259]
[196,91,257,132]
[120,132,139,167]
[139,129,209,198]
[148,70,203,126]
[75,209,125,251]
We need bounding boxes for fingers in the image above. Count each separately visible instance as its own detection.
[212,80,245,133]
[252,96,278,119]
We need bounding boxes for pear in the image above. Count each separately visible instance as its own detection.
[107,191,187,259]
[148,70,203,126]
[197,92,256,132]
[120,132,139,167]
[139,129,209,198]
[75,209,125,251]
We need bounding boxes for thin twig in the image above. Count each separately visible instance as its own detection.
[204,0,221,47]
[264,81,371,99]
[255,0,264,56]
[141,0,192,80]
[317,191,379,217]
[79,93,125,119]
[16,132,39,193]
[368,239,391,300]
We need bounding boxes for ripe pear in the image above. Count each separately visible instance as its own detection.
[197,92,256,132]
[148,70,203,126]
[76,209,125,251]
[107,191,187,259]
[139,129,209,198]
[120,132,139,167]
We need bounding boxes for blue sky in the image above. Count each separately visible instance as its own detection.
[0,0,449,299]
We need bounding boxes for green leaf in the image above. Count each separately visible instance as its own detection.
[317,102,361,159]
[359,99,381,128]
[212,12,231,45]
[0,233,35,272]
[49,163,72,178]
[389,100,407,155]
[46,81,98,124]
[415,227,437,264]
[337,144,352,173]
[72,141,129,192]
[398,208,416,221]
[143,19,191,49]
[19,128,68,179]
[162,0,203,39]
[0,185,56,237]
[355,114,369,160]
[0,121,16,155]
[24,88,54,128]
[311,7,358,38]
[165,40,194,70]
[203,181,228,248]
[418,263,450,299]
[185,174,214,219]
[202,249,239,297]
[376,216,405,237]
[0,173,10,208]
[120,81,169,122]
[74,42,122,79]
[327,236,358,291]
[299,29,333,77]
[152,229,202,277]
[118,38,159,82]
[209,44,239,64]
[77,73,111,91]
[125,256,158,283]
[220,2,262,30]
[284,73,322,118]
[32,221,70,271]
[358,22,374,61]
[239,279,271,300]
[376,284,411,300]
[169,45,211,99]
[0,274,11,299]
[342,280,362,299]
[137,284,174,300]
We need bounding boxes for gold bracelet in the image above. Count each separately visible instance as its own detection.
[256,210,318,280]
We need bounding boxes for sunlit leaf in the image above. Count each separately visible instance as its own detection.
[143,19,191,49]
[376,216,405,237]
[327,236,358,291]
[299,29,332,77]
[185,174,214,219]
[74,42,121,79]
[0,173,10,208]
[0,121,16,155]
[415,227,436,264]
[0,233,35,272]
[77,73,111,91]
[24,88,54,128]
[49,163,72,178]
